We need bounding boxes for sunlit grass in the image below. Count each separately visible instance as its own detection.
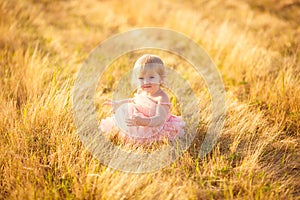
[0,0,299,199]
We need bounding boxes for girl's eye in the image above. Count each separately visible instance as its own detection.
[138,77,144,80]
[150,77,154,79]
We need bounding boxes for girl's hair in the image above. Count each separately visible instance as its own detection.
[132,54,166,87]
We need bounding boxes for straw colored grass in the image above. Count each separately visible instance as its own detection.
[0,0,299,199]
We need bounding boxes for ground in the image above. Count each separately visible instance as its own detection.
[0,0,299,199]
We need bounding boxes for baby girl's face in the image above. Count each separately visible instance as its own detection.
[138,68,161,95]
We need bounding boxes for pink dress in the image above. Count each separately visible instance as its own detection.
[100,92,185,143]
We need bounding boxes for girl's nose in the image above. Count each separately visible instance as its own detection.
[144,78,151,84]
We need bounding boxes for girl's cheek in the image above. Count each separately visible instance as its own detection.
[150,78,160,84]
[138,80,144,86]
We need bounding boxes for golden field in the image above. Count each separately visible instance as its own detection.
[0,0,299,199]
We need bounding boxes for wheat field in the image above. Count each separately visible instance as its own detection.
[0,0,299,199]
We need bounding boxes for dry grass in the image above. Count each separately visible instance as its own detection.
[0,0,299,199]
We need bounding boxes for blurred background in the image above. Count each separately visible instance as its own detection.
[0,0,299,199]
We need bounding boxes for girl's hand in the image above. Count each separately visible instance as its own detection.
[102,99,113,106]
[102,99,121,113]
[126,115,146,126]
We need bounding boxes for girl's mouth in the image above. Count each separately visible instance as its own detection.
[142,85,152,89]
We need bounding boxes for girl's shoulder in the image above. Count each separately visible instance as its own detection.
[153,90,170,105]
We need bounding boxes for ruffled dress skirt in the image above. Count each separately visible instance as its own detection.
[100,93,185,144]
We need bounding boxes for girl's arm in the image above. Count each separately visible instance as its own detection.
[126,104,169,127]
[103,98,133,112]
[103,88,141,109]
[125,94,170,127]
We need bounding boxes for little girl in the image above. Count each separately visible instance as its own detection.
[100,54,185,144]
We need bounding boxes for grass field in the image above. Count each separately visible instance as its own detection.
[0,0,299,199]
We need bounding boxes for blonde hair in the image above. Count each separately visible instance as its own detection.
[132,54,166,87]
